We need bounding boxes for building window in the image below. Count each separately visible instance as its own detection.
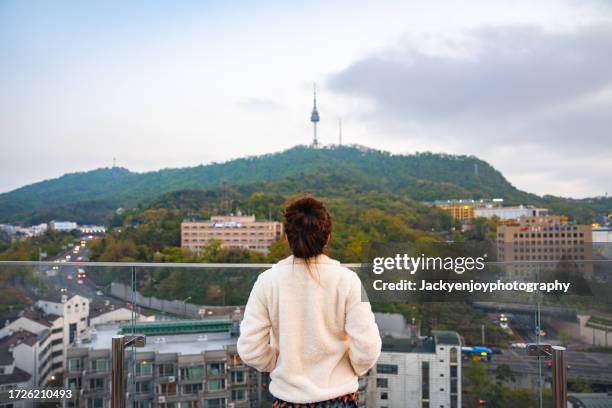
[91,359,109,372]
[158,382,177,396]
[207,379,225,391]
[380,391,388,400]
[67,377,81,390]
[89,378,105,391]
[158,363,174,377]
[135,381,152,394]
[87,399,104,408]
[422,362,430,401]
[182,383,202,395]
[68,358,82,372]
[203,398,226,408]
[377,378,388,388]
[376,364,398,375]
[207,362,225,376]
[231,370,246,384]
[231,389,247,401]
[179,366,203,380]
[136,361,152,376]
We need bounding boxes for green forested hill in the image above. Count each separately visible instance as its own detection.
[0,145,608,224]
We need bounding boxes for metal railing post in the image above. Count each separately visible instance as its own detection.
[551,346,567,408]
[111,335,146,408]
[111,336,126,408]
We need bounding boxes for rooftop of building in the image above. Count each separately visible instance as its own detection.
[0,367,31,386]
[20,308,60,327]
[182,213,281,226]
[76,324,237,354]
[0,330,39,365]
[118,319,235,336]
[380,330,461,354]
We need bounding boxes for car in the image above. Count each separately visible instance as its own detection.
[511,342,527,349]
[96,290,103,296]
[65,255,71,260]
[76,257,83,262]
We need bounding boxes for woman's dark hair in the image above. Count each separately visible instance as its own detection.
[283,196,332,260]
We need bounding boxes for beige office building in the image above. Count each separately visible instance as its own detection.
[496,215,593,277]
[181,215,283,253]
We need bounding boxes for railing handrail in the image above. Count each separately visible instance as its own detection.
[0,259,610,268]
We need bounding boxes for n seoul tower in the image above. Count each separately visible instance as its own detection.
[310,83,320,148]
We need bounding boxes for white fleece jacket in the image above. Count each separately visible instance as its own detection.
[237,254,381,403]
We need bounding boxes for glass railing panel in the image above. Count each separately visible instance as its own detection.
[1,255,610,407]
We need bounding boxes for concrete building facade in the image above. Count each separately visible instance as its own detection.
[64,321,263,408]
[181,215,283,253]
[496,215,593,277]
[370,331,462,408]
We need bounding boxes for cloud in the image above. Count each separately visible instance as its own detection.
[328,23,612,196]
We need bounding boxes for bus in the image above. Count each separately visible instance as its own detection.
[462,346,492,362]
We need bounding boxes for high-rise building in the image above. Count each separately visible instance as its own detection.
[181,215,283,254]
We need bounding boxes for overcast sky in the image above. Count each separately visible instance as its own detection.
[1,0,611,198]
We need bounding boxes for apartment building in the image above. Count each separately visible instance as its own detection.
[0,294,90,386]
[64,320,263,408]
[496,215,593,277]
[370,331,462,408]
[181,215,283,253]
[0,331,36,408]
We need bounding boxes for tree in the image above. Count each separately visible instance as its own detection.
[494,364,516,385]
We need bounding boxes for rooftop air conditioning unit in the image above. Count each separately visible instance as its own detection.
[168,376,175,383]
[158,396,166,403]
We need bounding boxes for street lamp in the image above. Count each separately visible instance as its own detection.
[182,296,192,317]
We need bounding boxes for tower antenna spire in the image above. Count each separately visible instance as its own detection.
[310,82,320,148]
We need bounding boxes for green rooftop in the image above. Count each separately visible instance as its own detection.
[119,319,234,336]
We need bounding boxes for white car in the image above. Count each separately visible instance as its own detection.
[96,290,103,296]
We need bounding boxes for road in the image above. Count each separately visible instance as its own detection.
[485,348,612,386]
[40,236,239,320]
[41,236,129,316]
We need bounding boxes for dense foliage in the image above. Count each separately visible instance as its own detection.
[1,145,608,224]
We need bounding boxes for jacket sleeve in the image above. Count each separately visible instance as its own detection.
[237,276,277,372]
[345,273,382,376]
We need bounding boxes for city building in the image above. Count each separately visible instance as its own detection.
[474,205,548,221]
[0,294,90,386]
[369,326,462,408]
[431,199,548,222]
[496,215,593,277]
[49,221,79,232]
[64,320,264,408]
[181,215,283,254]
[0,331,36,408]
[0,223,47,242]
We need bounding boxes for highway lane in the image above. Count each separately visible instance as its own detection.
[485,348,612,385]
